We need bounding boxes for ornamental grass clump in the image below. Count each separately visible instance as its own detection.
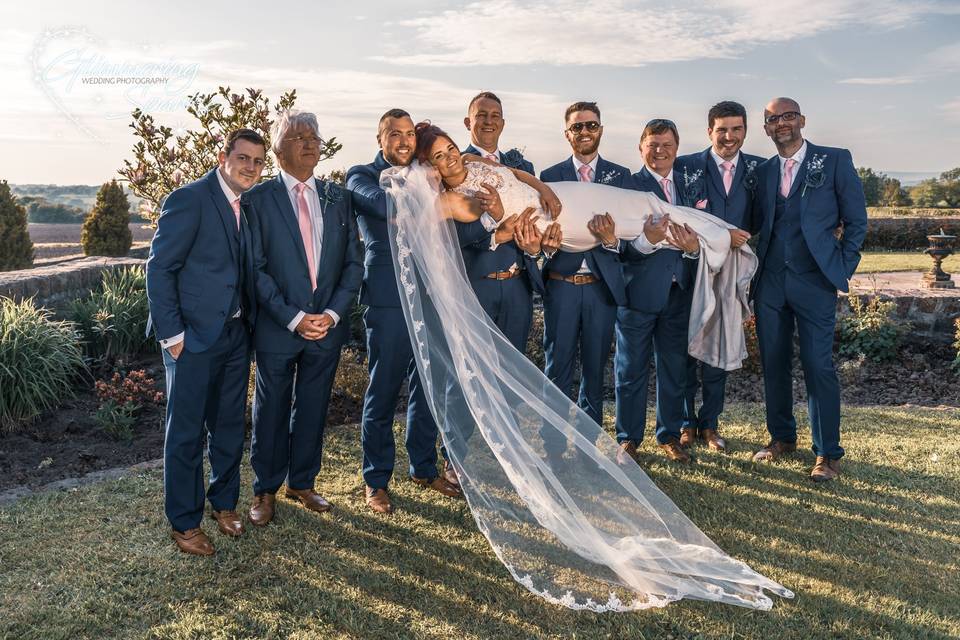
[0,297,86,432]
[71,266,153,360]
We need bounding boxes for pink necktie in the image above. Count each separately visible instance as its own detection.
[230,198,241,230]
[661,177,673,204]
[486,153,497,162]
[578,164,593,182]
[780,158,796,198]
[721,161,734,195]
[294,183,318,292]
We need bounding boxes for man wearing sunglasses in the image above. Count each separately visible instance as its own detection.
[674,101,763,454]
[751,97,867,482]
[537,102,631,462]
[616,118,702,465]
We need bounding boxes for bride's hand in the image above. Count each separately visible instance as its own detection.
[477,183,505,221]
[538,185,562,219]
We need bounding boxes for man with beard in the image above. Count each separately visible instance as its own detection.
[456,91,544,352]
[750,97,866,482]
[345,109,464,514]
[674,101,761,453]
[537,102,630,459]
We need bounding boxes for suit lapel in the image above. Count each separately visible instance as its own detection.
[563,157,579,182]
[205,170,239,265]
[639,167,668,202]
[270,175,310,274]
[764,158,779,235]
[702,149,726,199]
[787,151,808,200]
[315,177,335,282]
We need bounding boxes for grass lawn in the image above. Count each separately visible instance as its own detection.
[2,404,958,639]
[856,251,956,273]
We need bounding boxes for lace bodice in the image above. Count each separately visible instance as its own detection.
[450,162,541,217]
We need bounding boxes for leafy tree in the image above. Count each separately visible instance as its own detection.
[119,87,342,224]
[909,167,960,208]
[81,179,132,256]
[857,167,883,206]
[879,178,910,207]
[0,180,33,271]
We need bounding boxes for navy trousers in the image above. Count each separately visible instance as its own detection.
[754,268,844,459]
[163,319,250,532]
[683,359,728,431]
[361,305,439,488]
[614,283,692,445]
[251,340,341,495]
[472,276,533,352]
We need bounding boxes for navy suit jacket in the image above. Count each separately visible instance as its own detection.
[621,166,697,313]
[345,152,403,308]
[245,174,363,353]
[463,144,535,176]
[146,168,258,353]
[539,156,630,306]
[674,148,764,231]
[754,141,867,293]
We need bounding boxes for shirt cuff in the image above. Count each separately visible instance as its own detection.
[489,234,500,251]
[480,212,499,232]
[602,240,620,253]
[287,310,306,332]
[323,309,340,327]
[630,234,658,254]
[682,249,701,260]
[160,332,184,349]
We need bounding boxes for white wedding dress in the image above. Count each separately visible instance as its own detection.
[379,161,790,612]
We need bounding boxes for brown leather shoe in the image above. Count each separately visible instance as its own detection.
[248,493,276,526]
[810,456,841,482]
[699,428,727,452]
[171,528,214,556]
[616,441,640,465]
[442,460,461,489]
[752,440,797,462]
[411,475,463,499]
[679,427,697,449]
[284,487,333,513]
[365,486,394,514]
[659,438,692,464]
[210,509,245,537]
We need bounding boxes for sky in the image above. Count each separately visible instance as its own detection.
[1,0,959,185]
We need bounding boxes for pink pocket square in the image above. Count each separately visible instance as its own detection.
[695,199,709,210]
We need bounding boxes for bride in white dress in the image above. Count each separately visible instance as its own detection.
[377,122,790,612]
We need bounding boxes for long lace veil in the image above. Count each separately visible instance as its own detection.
[380,162,793,612]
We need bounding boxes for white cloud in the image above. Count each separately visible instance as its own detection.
[373,0,960,67]
[837,75,920,85]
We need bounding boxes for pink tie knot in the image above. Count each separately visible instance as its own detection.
[660,177,673,204]
[486,153,497,162]
[294,182,307,195]
[578,164,593,182]
[780,158,797,197]
[721,161,733,174]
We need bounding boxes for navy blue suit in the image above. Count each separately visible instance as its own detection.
[752,142,866,460]
[538,156,629,431]
[456,144,544,352]
[463,144,535,176]
[345,153,441,488]
[146,168,256,533]
[245,174,363,495]
[674,148,763,433]
[614,166,697,446]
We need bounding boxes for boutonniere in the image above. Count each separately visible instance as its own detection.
[322,181,344,204]
[742,159,759,192]
[599,169,621,185]
[802,153,827,197]
[501,148,526,169]
[681,166,706,203]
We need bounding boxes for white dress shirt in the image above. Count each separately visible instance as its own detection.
[160,168,241,350]
[280,170,340,333]
[542,155,618,265]
[710,148,740,174]
[778,141,808,194]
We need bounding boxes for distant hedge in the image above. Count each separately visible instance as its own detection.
[864,217,960,250]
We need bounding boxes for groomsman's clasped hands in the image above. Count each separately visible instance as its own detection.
[146,93,867,556]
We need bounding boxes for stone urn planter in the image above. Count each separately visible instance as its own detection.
[922,229,956,289]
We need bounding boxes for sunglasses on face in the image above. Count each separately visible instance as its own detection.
[764,111,801,125]
[567,121,601,134]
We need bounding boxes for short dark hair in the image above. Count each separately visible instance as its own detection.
[224,128,266,155]
[640,118,679,144]
[468,91,502,112]
[565,101,600,123]
[378,108,412,137]
[707,101,747,128]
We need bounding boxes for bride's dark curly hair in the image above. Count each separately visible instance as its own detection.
[415,121,458,164]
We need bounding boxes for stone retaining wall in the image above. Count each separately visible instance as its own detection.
[845,272,960,339]
[0,257,145,311]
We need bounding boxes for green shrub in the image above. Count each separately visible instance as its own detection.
[81,179,132,256]
[838,295,908,362]
[70,266,153,360]
[0,297,87,432]
[94,399,137,442]
[742,316,762,373]
[953,318,960,373]
[0,180,33,271]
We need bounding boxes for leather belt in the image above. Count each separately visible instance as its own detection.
[485,270,521,280]
[548,272,598,285]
